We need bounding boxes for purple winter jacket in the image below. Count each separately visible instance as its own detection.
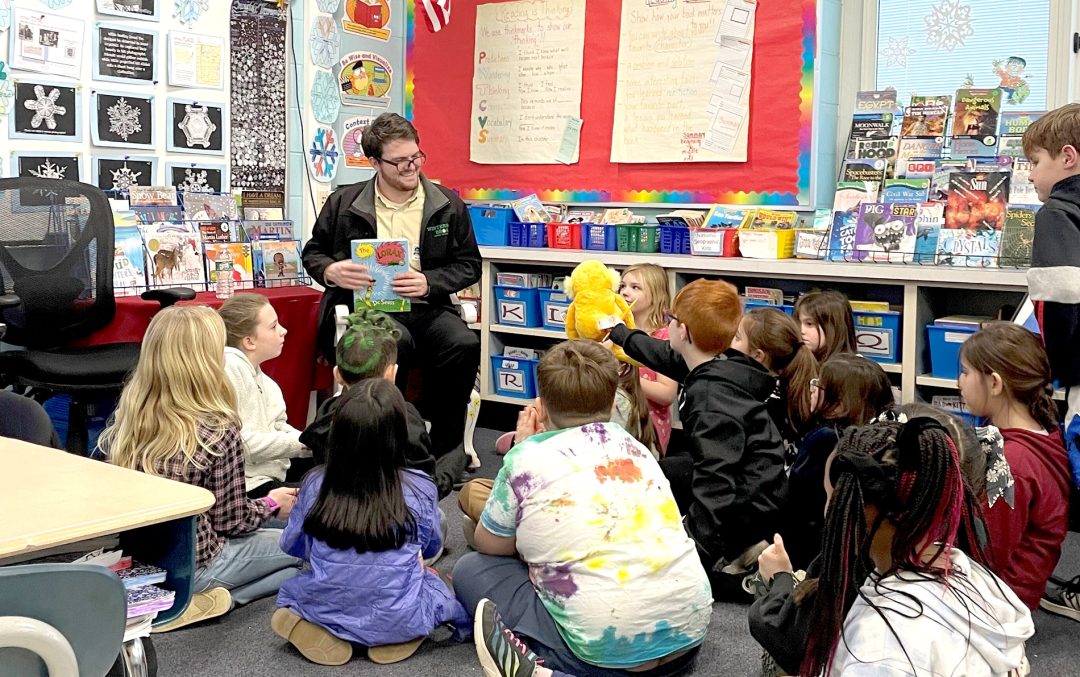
[276,468,470,645]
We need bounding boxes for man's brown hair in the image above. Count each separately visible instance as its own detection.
[1023,103,1080,158]
[672,279,741,354]
[361,113,420,160]
[537,340,618,425]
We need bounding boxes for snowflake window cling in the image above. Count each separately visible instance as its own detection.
[880,36,916,69]
[178,104,217,148]
[24,84,67,130]
[174,0,209,27]
[107,97,142,142]
[924,0,974,52]
[309,15,340,70]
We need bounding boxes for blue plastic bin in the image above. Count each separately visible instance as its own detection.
[491,355,539,399]
[508,222,547,248]
[854,310,902,364]
[927,324,978,379]
[538,288,571,331]
[468,205,515,246]
[494,285,542,327]
[743,300,795,316]
[659,225,691,255]
[582,223,618,251]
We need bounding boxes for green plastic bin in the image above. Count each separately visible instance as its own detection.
[617,224,660,253]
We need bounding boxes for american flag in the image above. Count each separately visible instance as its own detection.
[419,0,451,33]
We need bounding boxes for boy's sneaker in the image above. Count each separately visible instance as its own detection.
[1040,575,1080,622]
[152,587,231,633]
[474,598,540,677]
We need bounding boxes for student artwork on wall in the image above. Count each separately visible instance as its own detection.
[307,125,339,183]
[93,23,158,84]
[9,80,80,141]
[310,69,340,124]
[96,0,160,21]
[338,51,391,109]
[166,162,224,193]
[8,8,84,80]
[167,31,224,89]
[309,15,339,69]
[167,98,224,155]
[91,91,155,149]
[11,153,83,204]
[92,155,157,193]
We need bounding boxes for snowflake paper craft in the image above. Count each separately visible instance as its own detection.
[178,168,212,193]
[24,85,66,130]
[308,126,339,183]
[173,0,209,27]
[178,105,217,148]
[924,0,974,52]
[316,0,341,13]
[880,36,916,68]
[309,16,340,70]
[310,70,340,125]
[107,97,142,142]
[110,164,142,192]
[29,160,66,180]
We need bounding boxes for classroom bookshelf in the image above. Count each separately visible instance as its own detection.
[475,246,1060,408]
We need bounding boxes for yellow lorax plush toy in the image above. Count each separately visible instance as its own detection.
[564,260,638,365]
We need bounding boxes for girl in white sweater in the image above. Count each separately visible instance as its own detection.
[219,293,312,496]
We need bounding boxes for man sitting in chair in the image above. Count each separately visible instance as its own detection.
[302,113,481,461]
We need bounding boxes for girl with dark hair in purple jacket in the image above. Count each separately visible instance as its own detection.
[272,379,470,666]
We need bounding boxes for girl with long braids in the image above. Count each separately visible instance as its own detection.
[802,419,1033,676]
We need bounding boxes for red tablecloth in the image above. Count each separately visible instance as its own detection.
[74,287,332,429]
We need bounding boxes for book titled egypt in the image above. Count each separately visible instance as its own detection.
[351,239,410,313]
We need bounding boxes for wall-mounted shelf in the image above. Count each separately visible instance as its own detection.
[917,374,1066,401]
[491,324,565,340]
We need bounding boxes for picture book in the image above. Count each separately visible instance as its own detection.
[999,206,1037,267]
[140,221,206,289]
[846,137,897,166]
[205,243,254,287]
[832,181,880,216]
[744,209,798,230]
[128,186,178,207]
[913,202,945,264]
[901,95,951,138]
[851,202,918,263]
[966,156,1013,173]
[599,208,636,224]
[542,204,567,223]
[198,221,233,244]
[998,111,1044,157]
[245,219,296,241]
[827,210,859,262]
[1009,158,1040,205]
[241,190,285,220]
[937,171,1009,267]
[854,90,900,114]
[253,240,303,288]
[351,239,410,312]
[812,208,833,230]
[952,136,999,158]
[882,179,930,203]
[930,159,968,200]
[703,206,751,229]
[899,157,939,180]
[848,113,896,143]
[656,210,706,228]
[131,205,183,224]
[113,221,147,295]
[852,202,887,262]
[840,159,888,186]
[564,209,597,224]
[510,194,550,223]
[895,138,944,177]
[182,193,239,222]
[951,88,1003,139]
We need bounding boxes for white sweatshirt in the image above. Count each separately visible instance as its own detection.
[830,548,1033,677]
[223,347,310,491]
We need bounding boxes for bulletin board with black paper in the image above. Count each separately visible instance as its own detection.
[408,0,825,207]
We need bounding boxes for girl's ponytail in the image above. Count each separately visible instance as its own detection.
[1032,383,1060,435]
[777,343,817,434]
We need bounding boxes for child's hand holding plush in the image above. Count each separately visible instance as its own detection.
[564,260,639,365]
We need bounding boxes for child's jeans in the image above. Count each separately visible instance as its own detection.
[193,528,302,606]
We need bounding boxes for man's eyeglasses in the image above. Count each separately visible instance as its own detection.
[663,311,691,342]
[374,150,427,172]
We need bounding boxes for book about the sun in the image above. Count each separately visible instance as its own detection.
[937,171,1009,267]
[351,239,411,312]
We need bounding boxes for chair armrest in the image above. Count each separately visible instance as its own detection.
[0,293,22,309]
[140,288,197,308]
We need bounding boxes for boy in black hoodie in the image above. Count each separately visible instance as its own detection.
[299,310,462,499]
[608,278,786,598]
[1024,103,1080,620]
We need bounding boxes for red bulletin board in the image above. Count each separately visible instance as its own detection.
[407,0,816,205]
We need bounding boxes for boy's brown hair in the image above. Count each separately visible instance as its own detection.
[672,279,741,353]
[1023,103,1080,158]
[537,339,618,425]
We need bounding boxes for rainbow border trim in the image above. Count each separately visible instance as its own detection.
[405,0,816,206]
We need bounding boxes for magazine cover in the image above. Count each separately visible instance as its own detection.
[182,193,239,222]
[901,95,951,138]
[140,221,206,289]
[253,240,303,288]
[882,179,930,203]
[999,206,1037,267]
[351,239,410,312]
[937,171,1009,267]
[245,220,295,241]
[205,243,254,287]
[114,220,147,295]
[241,190,286,220]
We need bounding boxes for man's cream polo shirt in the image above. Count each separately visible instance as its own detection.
[374,179,425,272]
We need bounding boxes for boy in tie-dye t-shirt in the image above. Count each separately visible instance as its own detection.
[453,340,712,674]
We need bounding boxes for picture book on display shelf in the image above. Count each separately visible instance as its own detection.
[937,171,1009,267]
[351,239,410,312]
[140,221,206,289]
[182,193,239,222]
[998,112,1044,157]
[205,243,254,288]
[951,88,1002,158]
[253,240,303,288]
[900,95,951,139]
[852,202,919,263]
[245,220,296,241]
[241,190,285,220]
[114,216,148,295]
[999,206,1037,268]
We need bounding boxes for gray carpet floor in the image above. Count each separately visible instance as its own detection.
[154,427,1080,676]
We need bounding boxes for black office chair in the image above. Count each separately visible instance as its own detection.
[0,178,194,454]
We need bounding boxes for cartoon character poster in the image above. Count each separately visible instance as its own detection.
[993,56,1029,105]
[342,0,391,41]
[338,51,391,108]
[342,115,375,168]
